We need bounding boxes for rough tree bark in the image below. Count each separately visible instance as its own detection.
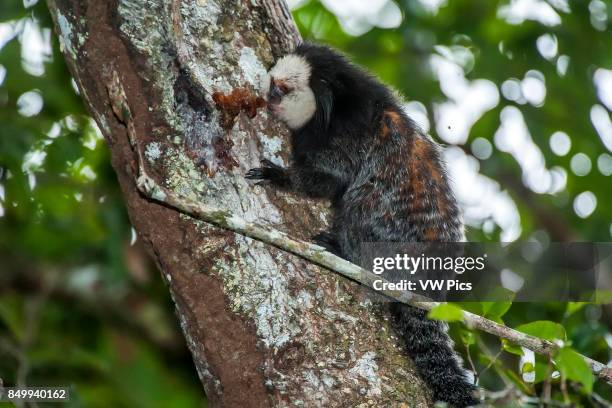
[46,0,432,406]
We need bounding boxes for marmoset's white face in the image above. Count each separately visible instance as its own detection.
[266,54,316,130]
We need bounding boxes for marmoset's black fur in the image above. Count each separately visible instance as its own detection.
[246,43,478,407]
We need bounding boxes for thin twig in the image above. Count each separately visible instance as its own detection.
[571,383,612,407]
[590,391,612,408]
[522,395,572,407]
[476,337,511,388]
[560,373,570,404]
[542,357,553,405]
[11,271,55,408]
[465,342,479,385]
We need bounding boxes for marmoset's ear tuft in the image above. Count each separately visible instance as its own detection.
[312,78,333,131]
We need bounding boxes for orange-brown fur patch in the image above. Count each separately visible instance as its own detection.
[406,136,450,225]
[385,110,402,126]
[424,228,439,241]
[378,110,405,139]
[427,160,443,183]
[411,137,429,158]
[409,137,429,195]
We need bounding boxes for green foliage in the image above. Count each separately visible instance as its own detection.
[556,347,594,393]
[515,320,566,341]
[428,303,464,321]
[481,301,513,322]
[501,338,523,356]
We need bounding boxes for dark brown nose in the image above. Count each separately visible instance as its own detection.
[268,82,284,106]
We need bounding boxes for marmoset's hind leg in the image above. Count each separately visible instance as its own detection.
[311,230,342,256]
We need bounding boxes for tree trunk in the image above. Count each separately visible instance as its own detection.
[46,0,432,406]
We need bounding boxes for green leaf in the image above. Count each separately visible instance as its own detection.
[479,289,514,322]
[521,362,535,374]
[594,290,612,305]
[565,302,587,316]
[482,301,513,321]
[455,302,482,315]
[501,339,524,356]
[515,321,566,341]
[427,303,463,322]
[460,329,475,346]
[555,348,593,393]
[0,295,25,342]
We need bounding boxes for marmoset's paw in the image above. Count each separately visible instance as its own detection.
[246,159,287,185]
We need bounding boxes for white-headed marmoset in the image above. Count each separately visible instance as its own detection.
[246,43,477,408]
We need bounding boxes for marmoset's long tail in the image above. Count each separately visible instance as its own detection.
[391,303,478,408]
